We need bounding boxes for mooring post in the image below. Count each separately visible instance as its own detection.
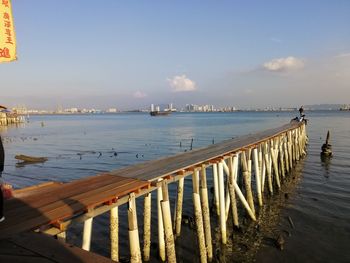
[200,164,213,261]
[110,206,119,262]
[253,148,262,206]
[218,160,227,244]
[128,193,142,263]
[175,177,185,237]
[82,217,93,251]
[161,181,177,263]
[157,182,166,261]
[228,155,239,227]
[143,193,151,261]
[212,163,220,216]
[192,169,208,263]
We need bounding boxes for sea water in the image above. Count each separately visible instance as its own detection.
[1,111,349,262]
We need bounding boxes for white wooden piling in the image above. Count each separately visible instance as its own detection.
[228,155,239,227]
[82,217,93,251]
[279,143,285,179]
[110,206,119,262]
[283,138,290,173]
[232,178,256,221]
[128,193,142,263]
[200,165,213,261]
[175,177,184,237]
[242,151,255,216]
[212,163,220,216]
[271,147,281,189]
[222,160,231,221]
[192,169,208,263]
[253,148,262,206]
[259,147,265,193]
[157,184,166,261]
[218,161,227,244]
[264,144,273,195]
[161,181,177,263]
[143,193,151,261]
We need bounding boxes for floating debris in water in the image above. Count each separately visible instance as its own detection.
[287,216,295,229]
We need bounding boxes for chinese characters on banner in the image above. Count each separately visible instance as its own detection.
[0,0,16,62]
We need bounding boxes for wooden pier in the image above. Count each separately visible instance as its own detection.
[0,121,307,262]
[0,112,25,126]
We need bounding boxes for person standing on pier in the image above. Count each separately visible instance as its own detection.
[0,135,5,222]
[299,106,304,117]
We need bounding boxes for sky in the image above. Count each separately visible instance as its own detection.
[1,0,350,110]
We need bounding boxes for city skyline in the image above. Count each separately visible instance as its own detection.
[1,1,350,109]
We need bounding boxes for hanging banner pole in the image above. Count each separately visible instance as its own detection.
[0,0,16,62]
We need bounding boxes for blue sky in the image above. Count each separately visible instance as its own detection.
[1,1,350,110]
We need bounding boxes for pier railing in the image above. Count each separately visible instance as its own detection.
[1,120,307,263]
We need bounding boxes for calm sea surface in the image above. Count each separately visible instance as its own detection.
[1,111,349,262]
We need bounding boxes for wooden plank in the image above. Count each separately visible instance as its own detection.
[1,178,149,238]
[4,174,120,213]
[8,232,114,263]
[13,182,63,198]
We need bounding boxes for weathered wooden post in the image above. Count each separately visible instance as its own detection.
[82,217,93,251]
[212,163,220,216]
[192,169,207,263]
[110,206,119,262]
[228,155,239,227]
[143,193,151,261]
[253,148,262,206]
[271,145,281,189]
[157,183,166,261]
[264,141,273,195]
[241,151,255,216]
[218,160,227,244]
[200,164,213,261]
[128,193,142,263]
[175,175,185,237]
[161,181,176,263]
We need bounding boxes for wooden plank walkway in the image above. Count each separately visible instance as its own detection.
[108,121,301,181]
[0,174,150,239]
[0,121,301,242]
[0,232,113,262]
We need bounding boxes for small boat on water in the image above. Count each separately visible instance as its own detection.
[150,111,171,116]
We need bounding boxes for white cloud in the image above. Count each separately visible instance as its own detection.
[335,52,350,58]
[133,91,147,98]
[270,37,282,43]
[263,56,305,72]
[167,75,196,92]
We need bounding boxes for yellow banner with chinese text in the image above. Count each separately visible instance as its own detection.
[0,0,16,62]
